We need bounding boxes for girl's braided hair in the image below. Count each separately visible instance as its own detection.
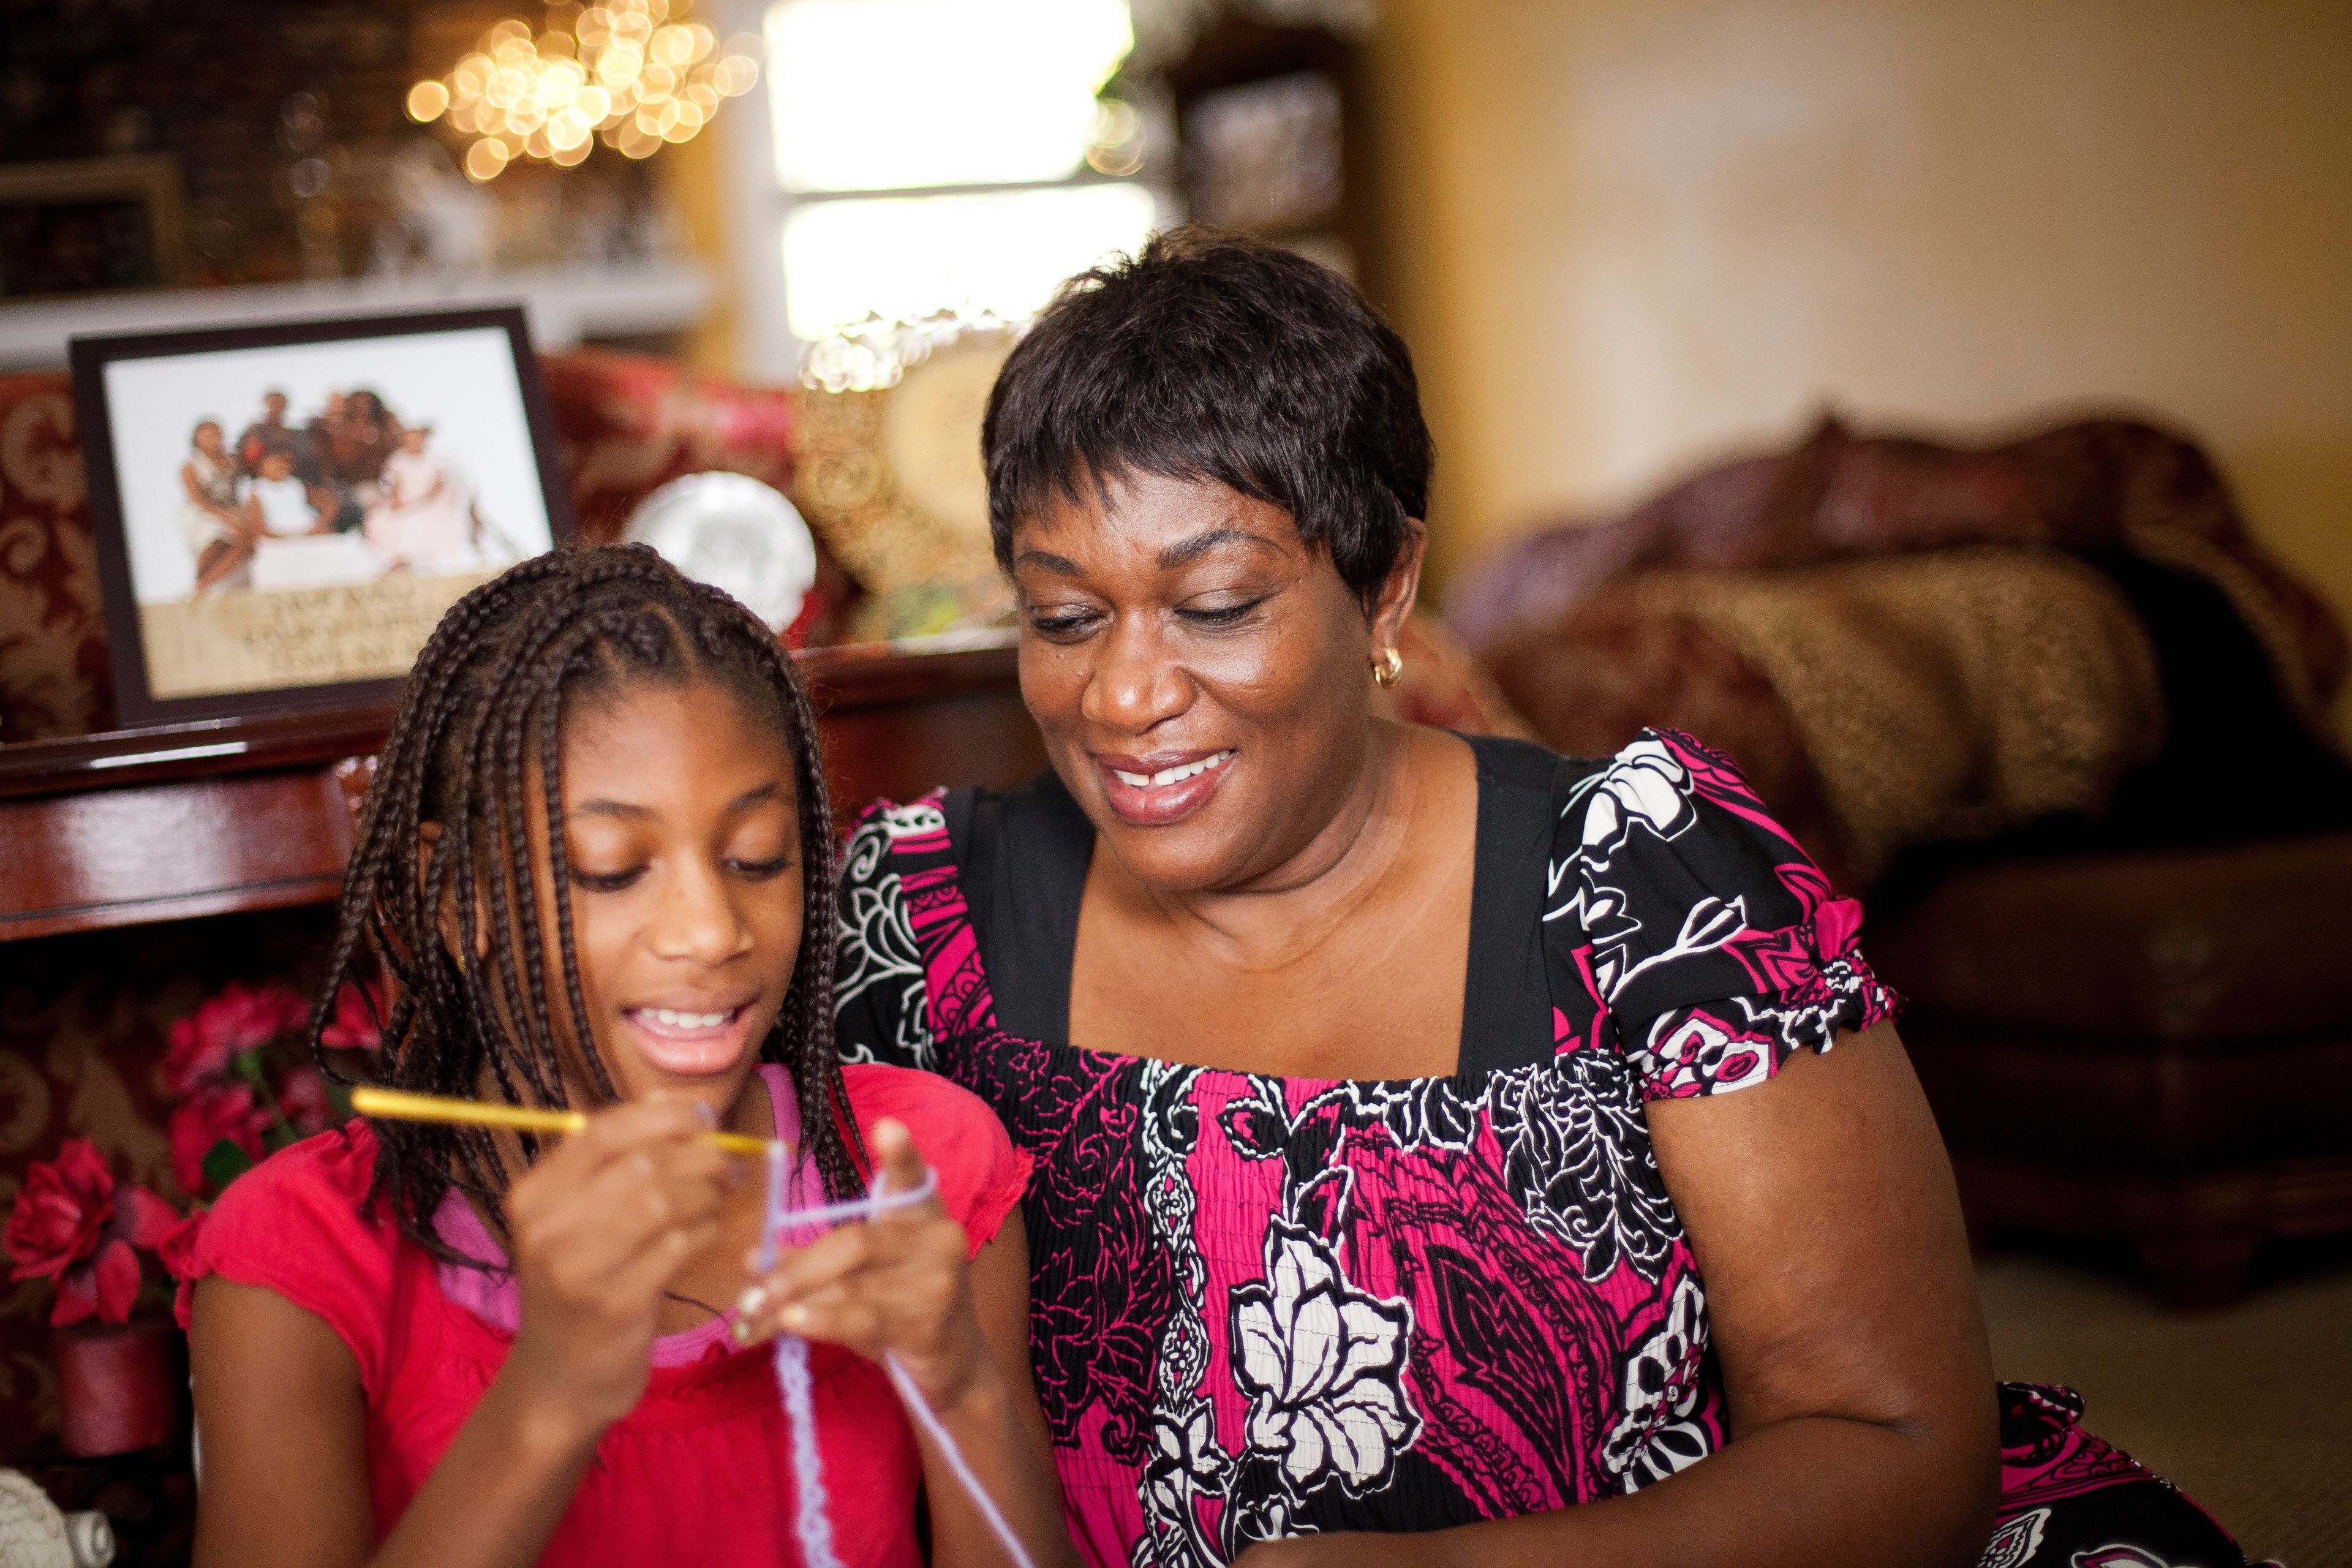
[312,543,863,1261]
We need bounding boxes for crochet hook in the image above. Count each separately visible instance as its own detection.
[349,1085,783,1157]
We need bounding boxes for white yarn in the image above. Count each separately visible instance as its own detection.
[758,1145,1038,1568]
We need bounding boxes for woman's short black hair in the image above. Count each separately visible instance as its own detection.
[982,227,1433,606]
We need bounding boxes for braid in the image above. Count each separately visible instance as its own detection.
[314,543,866,1264]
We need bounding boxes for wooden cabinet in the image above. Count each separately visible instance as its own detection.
[0,643,1042,941]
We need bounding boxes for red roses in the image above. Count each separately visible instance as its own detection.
[3,976,380,1328]
[167,1084,273,1197]
[162,981,310,1096]
[2,1139,178,1325]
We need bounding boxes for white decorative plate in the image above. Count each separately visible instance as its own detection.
[622,472,819,633]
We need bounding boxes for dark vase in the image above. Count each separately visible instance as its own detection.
[53,1316,183,1457]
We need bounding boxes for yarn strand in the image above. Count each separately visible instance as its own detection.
[758,1144,1039,1568]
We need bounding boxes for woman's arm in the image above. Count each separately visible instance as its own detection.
[181,461,235,519]
[190,1099,738,1568]
[737,1120,1075,1568]
[1246,1021,1997,1568]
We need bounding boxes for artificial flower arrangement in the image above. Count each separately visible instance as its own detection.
[2,979,381,1328]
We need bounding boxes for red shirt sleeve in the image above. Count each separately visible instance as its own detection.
[840,1063,1031,1259]
[173,1126,400,1402]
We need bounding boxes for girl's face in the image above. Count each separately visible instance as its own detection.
[194,423,223,456]
[519,679,805,1125]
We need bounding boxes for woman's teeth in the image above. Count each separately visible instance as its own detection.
[1111,751,1232,789]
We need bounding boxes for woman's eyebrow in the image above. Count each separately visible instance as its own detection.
[1155,528,1284,570]
[1013,549,1085,576]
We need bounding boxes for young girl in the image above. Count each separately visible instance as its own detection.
[179,545,1069,1568]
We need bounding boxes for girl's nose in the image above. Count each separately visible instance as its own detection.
[650,864,752,965]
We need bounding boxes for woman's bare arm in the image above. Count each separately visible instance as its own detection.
[1243,1020,1998,1568]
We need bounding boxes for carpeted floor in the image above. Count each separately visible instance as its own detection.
[1977,1243,2352,1568]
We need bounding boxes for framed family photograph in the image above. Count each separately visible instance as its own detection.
[72,306,574,727]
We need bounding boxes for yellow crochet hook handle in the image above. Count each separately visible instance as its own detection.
[349,1085,781,1158]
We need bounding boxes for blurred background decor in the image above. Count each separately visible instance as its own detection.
[4,1,2351,1561]
[0,158,189,302]
[792,312,1023,640]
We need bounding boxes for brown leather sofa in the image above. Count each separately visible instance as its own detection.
[1871,833,2352,1306]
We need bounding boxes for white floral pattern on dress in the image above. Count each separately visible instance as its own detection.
[1602,1274,1712,1491]
[1231,1219,1420,1498]
[834,812,933,1067]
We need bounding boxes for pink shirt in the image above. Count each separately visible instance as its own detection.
[181,1063,1030,1567]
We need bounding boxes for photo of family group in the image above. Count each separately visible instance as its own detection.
[82,314,566,714]
[175,384,516,595]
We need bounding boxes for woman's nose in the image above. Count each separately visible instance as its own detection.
[1082,614,1191,733]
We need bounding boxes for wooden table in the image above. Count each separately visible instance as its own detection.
[0,641,1044,941]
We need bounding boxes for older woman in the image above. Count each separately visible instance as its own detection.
[834,233,2252,1568]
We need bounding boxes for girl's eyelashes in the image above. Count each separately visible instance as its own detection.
[567,854,793,891]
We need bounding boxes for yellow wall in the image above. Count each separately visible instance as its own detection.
[1366,0,2352,726]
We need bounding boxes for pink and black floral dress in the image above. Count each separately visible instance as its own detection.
[838,730,2253,1568]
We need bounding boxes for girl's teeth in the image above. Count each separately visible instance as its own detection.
[1112,751,1232,789]
[646,1008,730,1028]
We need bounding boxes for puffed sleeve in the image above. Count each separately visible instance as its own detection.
[834,799,941,1071]
[840,1063,1031,1258]
[170,1127,398,1402]
[1555,729,1899,1102]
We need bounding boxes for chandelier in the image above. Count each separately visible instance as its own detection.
[407,0,761,181]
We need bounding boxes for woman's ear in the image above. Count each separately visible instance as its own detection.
[1368,517,1428,663]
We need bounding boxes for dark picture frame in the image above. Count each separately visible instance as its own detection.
[0,154,188,300]
[72,306,575,729]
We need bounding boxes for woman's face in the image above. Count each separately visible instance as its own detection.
[1012,470,1421,894]
[194,423,222,456]
[507,679,805,1123]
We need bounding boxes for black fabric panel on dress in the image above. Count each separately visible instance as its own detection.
[946,736,1575,1071]
[1456,733,1568,1079]
[944,771,1093,1043]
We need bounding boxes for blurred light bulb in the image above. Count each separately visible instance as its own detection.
[417,0,754,177]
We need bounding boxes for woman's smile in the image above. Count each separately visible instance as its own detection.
[1093,747,1235,826]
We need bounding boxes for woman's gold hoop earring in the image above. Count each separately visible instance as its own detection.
[1372,646,1404,688]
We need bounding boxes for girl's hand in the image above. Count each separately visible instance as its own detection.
[498,1097,741,1439]
[734,1120,993,1413]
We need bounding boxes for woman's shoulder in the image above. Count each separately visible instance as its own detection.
[1545,728,1899,1095]
[1559,728,1822,899]
[841,791,954,875]
[839,1062,1030,1258]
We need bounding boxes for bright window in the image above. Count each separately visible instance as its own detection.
[762,0,1158,342]
[781,183,1158,339]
